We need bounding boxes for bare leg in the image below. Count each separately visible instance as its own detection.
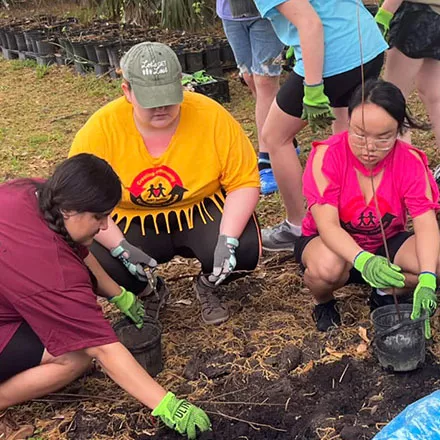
[253,74,280,153]
[241,72,256,97]
[384,48,423,144]
[416,58,440,149]
[302,237,351,304]
[261,101,307,225]
[332,107,349,134]
[0,349,91,410]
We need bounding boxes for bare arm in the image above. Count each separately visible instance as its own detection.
[413,210,440,274]
[94,217,125,250]
[311,204,363,264]
[86,342,167,410]
[380,0,403,13]
[84,252,121,298]
[220,187,259,238]
[277,0,324,85]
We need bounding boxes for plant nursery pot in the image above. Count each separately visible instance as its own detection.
[5,30,18,50]
[95,43,111,64]
[14,32,27,52]
[371,304,426,372]
[185,50,204,73]
[24,30,44,53]
[113,317,163,377]
[36,39,56,56]
[220,42,236,69]
[203,45,221,70]
[84,42,98,63]
[0,29,7,48]
[193,76,230,103]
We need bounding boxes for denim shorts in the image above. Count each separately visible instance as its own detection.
[222,17,284,76]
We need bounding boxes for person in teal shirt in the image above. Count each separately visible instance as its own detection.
[252,0,388,254]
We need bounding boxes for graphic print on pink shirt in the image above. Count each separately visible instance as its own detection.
[302,131,440,253]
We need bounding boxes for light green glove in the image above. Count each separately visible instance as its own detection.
[411,272,437,339]
[374,7,394,38]
[286,46,295,60]
[301,83,335,132]
[109,287,145,329]
[152,392,211,439]
[353,251,405,289]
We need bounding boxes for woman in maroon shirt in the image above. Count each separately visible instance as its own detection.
[0,154,210,440]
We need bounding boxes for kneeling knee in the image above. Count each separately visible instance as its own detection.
[306,261,349,286]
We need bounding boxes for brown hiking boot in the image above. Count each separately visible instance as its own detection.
[194,275,230,325]
[0,413,34,440]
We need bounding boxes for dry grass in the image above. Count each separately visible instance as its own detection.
[0,56,439,440]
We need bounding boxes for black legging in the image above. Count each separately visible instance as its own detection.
[92,198,261,294]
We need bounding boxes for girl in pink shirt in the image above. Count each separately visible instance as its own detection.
[295,79,439,333]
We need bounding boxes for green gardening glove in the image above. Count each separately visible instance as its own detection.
[374,7,394,38]
[411,272,437,339]
[285,46,295,60]
[152,392,211,439]
[109,287,145,329]
[301,83,335,132]
[353,251,405,289]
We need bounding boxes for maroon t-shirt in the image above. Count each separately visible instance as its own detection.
[0,181,118,357]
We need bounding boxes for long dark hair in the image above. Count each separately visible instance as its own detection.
[36,153,122,252]
[348,79,430,134]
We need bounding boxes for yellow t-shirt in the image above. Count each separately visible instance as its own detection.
[69,91,259,235]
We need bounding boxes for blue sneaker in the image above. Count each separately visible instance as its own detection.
[259,168,278,195]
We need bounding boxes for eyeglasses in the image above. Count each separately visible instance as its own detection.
[348,128,397,151]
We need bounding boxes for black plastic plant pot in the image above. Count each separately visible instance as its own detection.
[94,63,110,76]
[203,45,221,70]
[14,32,27,52]
[106,44,121,69]
[220,43,236,69]
[71,41,88,63]
[59,38,74,60]
[185,50,204,73]
[193,77,230,104]
[113,317,163,377]
[95,43,110,64]
[24,30,43,52]
[84,42,98,63]
[36,39,56,56]
[5,30,18,50]
[0,29,7,48]
[175,51,187,72]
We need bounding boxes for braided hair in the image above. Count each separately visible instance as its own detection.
[35,153,122,254]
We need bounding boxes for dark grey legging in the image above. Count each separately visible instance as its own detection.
[92,198,261,294]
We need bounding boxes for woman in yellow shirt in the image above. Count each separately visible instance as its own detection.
[70,42,261,325]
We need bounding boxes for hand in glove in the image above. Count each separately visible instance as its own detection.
[412,272,437,339]
[109,287,145,329]
[208,235,239,286]
[152,392,211,439]
[374,7,394,38]
[110,239,157,282]
[353,251,405,289]
[301,83,335,132]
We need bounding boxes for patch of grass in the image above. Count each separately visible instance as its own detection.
[28,134,50,147]
[10,59,37,70]
[36,64,51,79]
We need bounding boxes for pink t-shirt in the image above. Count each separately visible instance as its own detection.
[302,131,439,252]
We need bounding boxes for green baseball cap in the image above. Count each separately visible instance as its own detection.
[120,42,183,109]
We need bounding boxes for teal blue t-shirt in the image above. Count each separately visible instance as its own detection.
[253,0,388,77]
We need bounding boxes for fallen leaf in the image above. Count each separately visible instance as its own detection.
[358,326,370,344]
[356,343,368,354]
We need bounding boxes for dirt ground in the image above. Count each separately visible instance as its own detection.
[1,12,440,439]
